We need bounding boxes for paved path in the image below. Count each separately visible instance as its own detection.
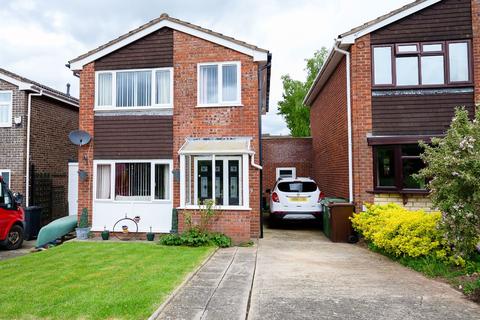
[154,227,480,320]
[155,247,257,320]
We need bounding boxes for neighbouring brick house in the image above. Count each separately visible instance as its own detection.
[0,68,79,223]
[261,135,312,201]
[68,14,271,243]
[305,0,480,212]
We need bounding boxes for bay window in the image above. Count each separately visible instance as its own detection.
[198,62,241,106]
[372,40,471,87]
[374,144,426,192]
[94,161,171,202]
[0,91,12,127]
[95,68,173,109]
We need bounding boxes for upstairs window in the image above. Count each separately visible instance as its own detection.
[372,41,471,87]
[96,68,173,109]
[0,91,12,127]
[198,62,241,106]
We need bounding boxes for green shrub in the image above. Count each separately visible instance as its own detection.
[416,107,480,259]
[159,229,232,248]
[351,203,446,259]
[209,233,232,248]
[78,208,89,228]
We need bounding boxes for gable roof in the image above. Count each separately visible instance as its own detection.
[304,0,442,106]
[0,68,79,107]
[68,13,269,70]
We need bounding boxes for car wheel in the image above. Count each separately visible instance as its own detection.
[5,225,24,250]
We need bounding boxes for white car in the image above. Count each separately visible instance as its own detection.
[269,177,324,221]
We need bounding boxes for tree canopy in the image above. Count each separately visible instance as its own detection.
[277,47,329,137]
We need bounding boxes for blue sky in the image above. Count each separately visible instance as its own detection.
[0,0,412,135]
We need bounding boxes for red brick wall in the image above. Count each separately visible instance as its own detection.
[77,62,95,223]
[350,34,374,211]
[172,30,261,243]
[473,0,480,105]
[310,57,349,199]
[261,136,312,194]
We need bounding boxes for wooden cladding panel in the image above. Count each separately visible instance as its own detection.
[372,92,475,135]
[371,0,472,44]
[94,116,173,159]
[95,28,173,70]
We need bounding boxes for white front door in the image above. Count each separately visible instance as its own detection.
[68,162,78,216]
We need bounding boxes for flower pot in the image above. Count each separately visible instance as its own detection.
[101,231,110,240]
[146,232,155,241]
[76,227,90,240]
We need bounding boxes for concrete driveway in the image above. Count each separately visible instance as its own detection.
[154,226,480,320]
[0,240,35,261]
[248,227,480,320]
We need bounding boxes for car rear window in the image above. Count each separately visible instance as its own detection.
[277,181,317,193]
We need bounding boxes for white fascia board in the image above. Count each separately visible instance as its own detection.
[340,0,441,44]
[70,20,268,70]
[0,74,32,90]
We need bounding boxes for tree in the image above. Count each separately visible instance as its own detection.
[416,108,480,259]
[278,47,329,137]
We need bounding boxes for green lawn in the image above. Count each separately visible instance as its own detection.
[0,242,213,320]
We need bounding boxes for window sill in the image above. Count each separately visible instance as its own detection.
[94,199,173,204]
[367,189,430,195]
[177,205,251,211]
[195,103,243,108]
[94,106,173,112]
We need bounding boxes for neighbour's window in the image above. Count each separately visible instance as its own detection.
[0,91,12,127]
[198,62,241,106]
[0,170,10,188]
[96,68,173,108]
[275,167,296,180]
[374,144,426,191]
[185,155,243,207]
[372,41,471,87]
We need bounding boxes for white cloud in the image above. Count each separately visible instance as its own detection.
[0,0,412,134]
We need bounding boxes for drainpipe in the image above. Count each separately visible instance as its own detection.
[258,52,272,238]
[333,41,353,203]
[26,90,43,207]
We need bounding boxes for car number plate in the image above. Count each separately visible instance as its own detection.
[289,197,308,203]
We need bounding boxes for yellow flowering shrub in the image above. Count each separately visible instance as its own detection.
[351,203,446,258]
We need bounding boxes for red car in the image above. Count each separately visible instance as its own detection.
[0,177,24,250]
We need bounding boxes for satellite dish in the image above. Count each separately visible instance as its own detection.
[69,130,91,146]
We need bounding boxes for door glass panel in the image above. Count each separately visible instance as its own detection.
[215,160,223,205]
[197,160,212,204]
[228,160,240,206]
[376,147,395,187]
[396,57,419,85]
[421,55,444,85]
[155,164,170,200]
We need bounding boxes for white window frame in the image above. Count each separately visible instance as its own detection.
[276,167,296,180]
[180,153,250,210]
[197,61,242,107]
[0,169,11,188]
[0,91,13,127]
[94,67,174,111]
[93,160,173,203]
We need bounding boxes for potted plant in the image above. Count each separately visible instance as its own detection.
[76,208,90,240]
[147,226,155,241]
[101,226,110,240]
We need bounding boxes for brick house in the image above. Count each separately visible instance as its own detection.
[68,14,271,243]
[0,68,79,221]
[305,0,480,212]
